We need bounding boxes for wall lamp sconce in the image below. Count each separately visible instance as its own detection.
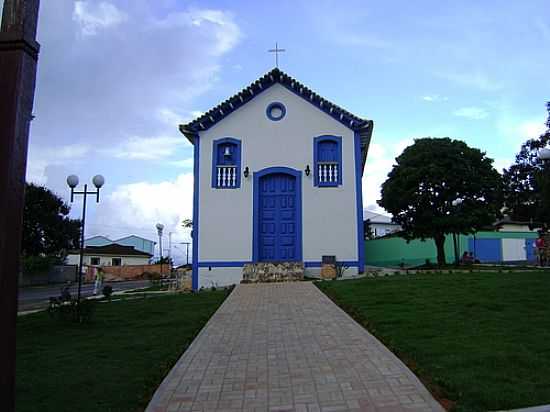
[305,165,311,176]
[243,166,250,178]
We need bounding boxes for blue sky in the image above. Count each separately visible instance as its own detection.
[9,0,549,262]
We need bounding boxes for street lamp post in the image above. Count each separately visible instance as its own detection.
[180,242,191,266]
[67,174,105,304]
[156,223,164,276]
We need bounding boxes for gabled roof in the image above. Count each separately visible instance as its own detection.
[114,235,156,244]
[179,67,374,174]
[71,244,153,258]
[85,235,112,242]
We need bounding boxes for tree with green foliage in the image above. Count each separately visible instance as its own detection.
[379,138,503,265]
[154,256,173,265]
[22,183,81,257]
[503,102,550,227]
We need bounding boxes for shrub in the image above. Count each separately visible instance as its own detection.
[22,255,60,275]
[48,298,95,323]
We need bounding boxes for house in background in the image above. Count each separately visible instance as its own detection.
[364,211,401,238]
[494,216,537,233]
[180,67,373,289]
[66,244,153,267]
[84,235,156,255]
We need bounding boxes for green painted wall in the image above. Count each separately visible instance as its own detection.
[364,231,537,267]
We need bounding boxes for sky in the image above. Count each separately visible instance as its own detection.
[5,0,549,263]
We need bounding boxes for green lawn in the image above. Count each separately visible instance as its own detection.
[317,272,550,412]
[17,290,228,412]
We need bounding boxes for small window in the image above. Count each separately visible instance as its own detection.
[212,138,241,189]
[266,102,286,121]
[314,135,342,187]
[90,257,100,266]
[112,257,122,266]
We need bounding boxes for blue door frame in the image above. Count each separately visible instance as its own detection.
[253,167,302,262]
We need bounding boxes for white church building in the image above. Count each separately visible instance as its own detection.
[180,68,373,289]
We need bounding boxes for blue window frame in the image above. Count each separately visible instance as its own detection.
[212,138,241,189]
[313,135,342,187]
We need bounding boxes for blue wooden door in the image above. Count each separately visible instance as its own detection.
[259,173,297,261]
[468,238,502,263]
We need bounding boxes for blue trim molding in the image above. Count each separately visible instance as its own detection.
[266,101,286,121]
[354,132,365,273]
[313,135,342,187]
[197,261,360,268]
[211,137,241,189]
[191,134,200,290]
[252,167,302,263]
[198,261,251,268]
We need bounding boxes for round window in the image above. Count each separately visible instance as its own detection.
[266,102,286,121]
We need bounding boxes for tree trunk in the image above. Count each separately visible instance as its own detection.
[434,234,446,266]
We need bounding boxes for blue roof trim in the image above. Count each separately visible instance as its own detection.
[179,68,374,174]
[191,133,200,291]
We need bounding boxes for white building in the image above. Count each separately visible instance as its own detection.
[66,244,152,267]
[84,235,156,255]
[180,68,374,289]
[364,211,401,238]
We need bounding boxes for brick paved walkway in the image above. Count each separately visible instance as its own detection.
[146,283,444,412]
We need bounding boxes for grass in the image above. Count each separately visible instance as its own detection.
[16,290,229,412]
[316,272,550,412]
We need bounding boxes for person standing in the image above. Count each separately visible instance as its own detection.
[535,234,545,266]
[93,267,104,295]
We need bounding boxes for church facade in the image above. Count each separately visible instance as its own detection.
[180,68,373,289]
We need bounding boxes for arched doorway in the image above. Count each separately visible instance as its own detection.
[253,167,302,262]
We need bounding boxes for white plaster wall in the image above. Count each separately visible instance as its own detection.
[197,84,359,266]
[199,267,243,289]
[502,238,527,261]
[65,254,150,266]
[499,224,533,233]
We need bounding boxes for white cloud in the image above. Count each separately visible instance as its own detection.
[107,136,185,160]
[493,157,511,173]
[362,138,414,214]
[159,109,205,127]
[422,94,448,102]
[436,71,502,91]
[453,106,489,120]
[169,158,194,168]
[27,143,91,184]
[73,1,127,36]
[517,120,546,140]
[90,173,194,261]
[154,8,241,56]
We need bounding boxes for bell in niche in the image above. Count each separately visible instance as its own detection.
[224,146,232,157]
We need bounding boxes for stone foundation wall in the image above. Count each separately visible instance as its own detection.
[242,262,304,283]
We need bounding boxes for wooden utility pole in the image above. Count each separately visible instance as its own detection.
[0,1,40,410]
